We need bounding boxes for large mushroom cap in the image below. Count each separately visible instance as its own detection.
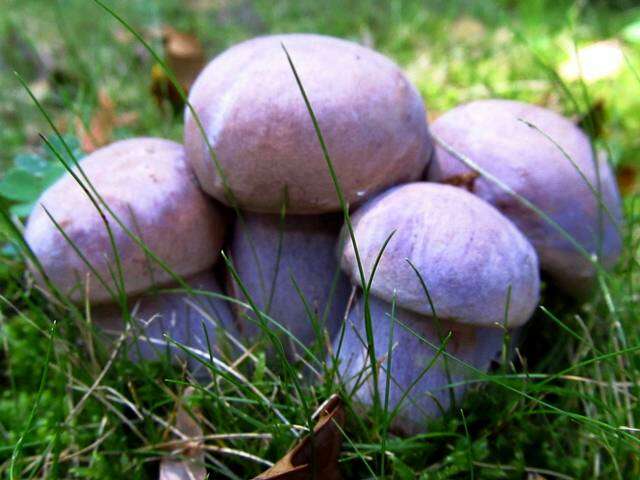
[428,99,623,296]
[25,138,225,304]
[341,183,540,327]
[184,33,432,214]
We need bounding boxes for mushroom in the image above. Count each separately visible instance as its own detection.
[228,212,350,357]
[94,270,236,377]
[184,33,432,214]
[335,183,540,435]
[427,99,623,296]
[25,138,225,303]
[24,138,231,372]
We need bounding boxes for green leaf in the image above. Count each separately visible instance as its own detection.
[1,243,19,257]
[9,203,36,218]
[14,154,48,174]
[45,135,83,164]
[0,170,44,202]
[39,163,66,186]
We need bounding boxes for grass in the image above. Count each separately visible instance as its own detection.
[1,0,640,478]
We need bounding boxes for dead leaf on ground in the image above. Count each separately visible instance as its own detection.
[254,394,345,480]
[159,387,207,480]
[559,39,624,83]
[617,165,639,196]
[75,88,139,152]
[442,171,480,192]
[151,27,205,114]
[164,27,205,89]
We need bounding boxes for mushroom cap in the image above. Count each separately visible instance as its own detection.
[341,183,540,327]
[336,294,504,436]
[95,270,236,375]
[25,138,225,304]
[228,211,350,352]
[428,99,623,296]
[184,33,432,214]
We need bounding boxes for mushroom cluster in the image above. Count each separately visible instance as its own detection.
[23,33,623,434]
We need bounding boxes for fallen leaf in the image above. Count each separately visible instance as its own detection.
[442,171,480,192]
[159,387,207,480]
[254,394,345,480]
[159,459,206,480]
[617,165,638,196]
[559,40,624,83]
[151,27,205,114]
[76,88,139,152]
[164,27,205,89]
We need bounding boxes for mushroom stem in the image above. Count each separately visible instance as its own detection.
[94,271,236,377]
[228,212,350,358]
[335,294,505,436]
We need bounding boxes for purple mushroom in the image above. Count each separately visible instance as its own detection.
[95,270,236,377]
[335,183,540,435]
[24,138,232,372]
[427,99,623,297]
[228,212,350,357]
[25,138,225,303]
[184,33,432,214]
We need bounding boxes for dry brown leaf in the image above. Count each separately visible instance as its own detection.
[159,387,207,480]
[164,27,205,89]
[617,165,639,196]
[159,459,206,480]
[254,395,345,480]
[442,171,480,192]
[151,27,205,114]
[76,88,139,152]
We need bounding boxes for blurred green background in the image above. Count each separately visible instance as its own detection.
[1,0,639,174]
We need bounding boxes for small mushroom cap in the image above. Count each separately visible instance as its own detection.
[184,33,432,214]
[228,212,350,352]
[428,99,623,296]
[341,183,540,327]
[95,270,236,375]
[25,138,225,304]
[336,294,504,436]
